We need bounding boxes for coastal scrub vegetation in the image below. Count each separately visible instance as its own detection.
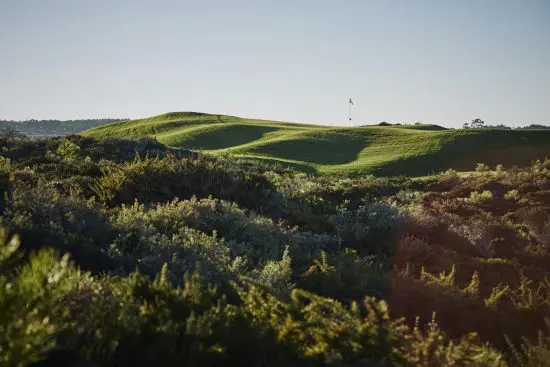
[0,133,549,366]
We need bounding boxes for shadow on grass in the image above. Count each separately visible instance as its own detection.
[235,156,318,174]
[249,132,367,165]
[165,125,281,150]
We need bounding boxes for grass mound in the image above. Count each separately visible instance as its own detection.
[83,112,550,176]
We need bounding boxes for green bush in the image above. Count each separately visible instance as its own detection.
[112,197,337,270]
[330,201,404,260]
[110,200,233,282]
[252,246,293,296]
[91,155,275,210]
[2,183,116,272]
[298,249,388,302]
[467,190,494,206]
[0,229,87,367]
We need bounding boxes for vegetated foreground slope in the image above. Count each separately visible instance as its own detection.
[84,112,550,176]
[1,132,549,365]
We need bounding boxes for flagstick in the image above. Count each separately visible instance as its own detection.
[348,98,352,127]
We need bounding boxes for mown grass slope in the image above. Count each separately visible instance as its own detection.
[83,112,550,176]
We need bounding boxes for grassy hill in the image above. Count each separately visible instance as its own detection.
[83,112,550,176]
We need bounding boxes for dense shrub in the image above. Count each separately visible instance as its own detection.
[113,197,338,269]
[389,161,550,353]
[330,201,404,260]
[0,229,88,367]
[1,233,508,366]
[298,249,388,302]
[90,155,278,212]
[2,183,117,273]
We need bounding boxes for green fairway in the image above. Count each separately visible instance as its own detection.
[83,112,550,176]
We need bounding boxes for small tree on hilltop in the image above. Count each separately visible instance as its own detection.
[471,118,485,129]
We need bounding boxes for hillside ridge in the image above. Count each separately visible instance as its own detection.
[83,112,550,176]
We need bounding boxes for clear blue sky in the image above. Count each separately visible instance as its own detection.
[1,0,549,127]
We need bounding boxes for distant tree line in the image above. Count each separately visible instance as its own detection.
[0,118,124,137]
[369,119,549,130]
[462,118,550,130]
